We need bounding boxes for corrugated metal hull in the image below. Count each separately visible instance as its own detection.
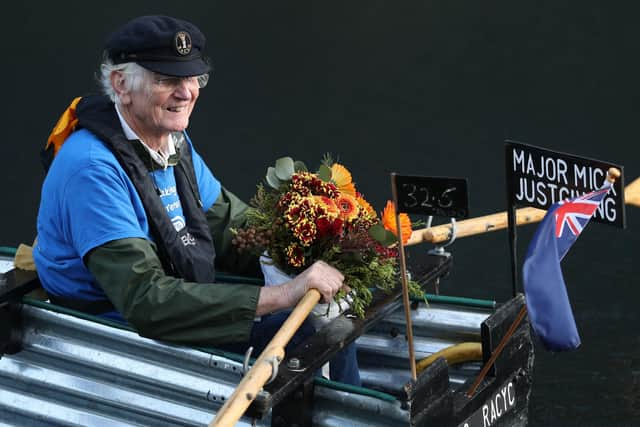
[0,301,490,426]
[1,305,258,426]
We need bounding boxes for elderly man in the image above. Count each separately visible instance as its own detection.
[34,15,360,385]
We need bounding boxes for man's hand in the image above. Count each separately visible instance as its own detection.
[282,261,345,305]
[255,261,346,316]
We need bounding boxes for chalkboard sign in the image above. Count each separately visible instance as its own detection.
[505,140,625,228]
[392,174,469,219]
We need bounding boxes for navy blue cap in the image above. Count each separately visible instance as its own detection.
[104,15,211,77]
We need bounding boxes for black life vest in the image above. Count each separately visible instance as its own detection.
[49,95,217,284]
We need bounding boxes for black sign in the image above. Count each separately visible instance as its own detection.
[392,174,469,219]
[505,140,626,228]
[458,378,516,427]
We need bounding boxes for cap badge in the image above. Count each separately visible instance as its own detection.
[174,31,192,56]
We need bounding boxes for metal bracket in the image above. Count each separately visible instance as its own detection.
[265,356,280,385]
[425,215,433,229]
[428,218,457,258]
[241,346,279,385]
[242,346,253,374]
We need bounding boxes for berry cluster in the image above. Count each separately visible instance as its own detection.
[232,227,272,253]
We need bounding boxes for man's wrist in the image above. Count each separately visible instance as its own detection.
[256,283,289,316]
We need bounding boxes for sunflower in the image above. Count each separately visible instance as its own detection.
[335,194,360,221]
[331,163,356,196]
[381,200,412,245]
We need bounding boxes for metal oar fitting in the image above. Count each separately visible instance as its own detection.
[429,217,457,257]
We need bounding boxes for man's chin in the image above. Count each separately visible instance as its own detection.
[166,121,189,133]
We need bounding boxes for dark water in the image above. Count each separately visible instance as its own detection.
[2,2,638,425]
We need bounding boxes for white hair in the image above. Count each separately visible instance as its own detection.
[98,56,151,103]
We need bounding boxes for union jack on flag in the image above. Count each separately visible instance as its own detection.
[553,185,611,261]
[522,180,613,351]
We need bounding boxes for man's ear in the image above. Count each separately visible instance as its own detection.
[110,71,130,104]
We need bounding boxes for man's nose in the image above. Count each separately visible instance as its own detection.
[173,80,194,99]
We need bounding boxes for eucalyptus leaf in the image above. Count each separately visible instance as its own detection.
[266,167,282,190]
[318,164,332,182]
[368,224,386,242]
[369,224,399,247]
[383,230,400,247]
[294,160,308,172]
[275,157,295,181]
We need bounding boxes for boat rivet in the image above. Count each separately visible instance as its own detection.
[287,357,301,369]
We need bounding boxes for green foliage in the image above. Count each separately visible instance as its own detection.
[266,167,283,190]
[317,164,332,182]
[368,223,399,247]
[274,157,295,181]
[320,153,335,168]
[294,160,308,172]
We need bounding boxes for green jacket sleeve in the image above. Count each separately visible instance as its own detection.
[207,186,261,277]
[86,237,260,346]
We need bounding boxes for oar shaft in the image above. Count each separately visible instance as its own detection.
[210,289,321,427]
[408,175,640,246]
[407,207,545,246]
[625,177,640,207]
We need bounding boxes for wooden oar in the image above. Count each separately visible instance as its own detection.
[210,289,321,427]
[407,176,640,246]
[625,176,640,207]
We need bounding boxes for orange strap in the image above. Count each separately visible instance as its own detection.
[46,97,82,156]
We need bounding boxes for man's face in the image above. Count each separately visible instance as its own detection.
[119,72,201,143]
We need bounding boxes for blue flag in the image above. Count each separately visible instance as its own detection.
[522,183,612,351]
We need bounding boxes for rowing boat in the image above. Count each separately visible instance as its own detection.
[0,248,532,426]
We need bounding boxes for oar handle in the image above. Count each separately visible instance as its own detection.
[210,289,321,427]
[606,167,621,183]
[626,177,640,207]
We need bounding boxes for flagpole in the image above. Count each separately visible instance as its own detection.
[504,146,519,297]
[507,206,518,297]
[390,173,418,381]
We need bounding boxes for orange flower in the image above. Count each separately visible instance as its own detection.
[355,194,376,218]
[313,195,340,219]
[335,194,360,221]
[381,200,412,245]
[331,163,356,196]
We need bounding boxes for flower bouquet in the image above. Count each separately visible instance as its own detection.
[232,156,421,318]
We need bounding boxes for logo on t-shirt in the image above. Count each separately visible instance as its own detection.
[154,170,188,233]
[171,215,186,232]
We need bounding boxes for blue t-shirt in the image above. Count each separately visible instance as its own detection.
[34,128,221,317]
